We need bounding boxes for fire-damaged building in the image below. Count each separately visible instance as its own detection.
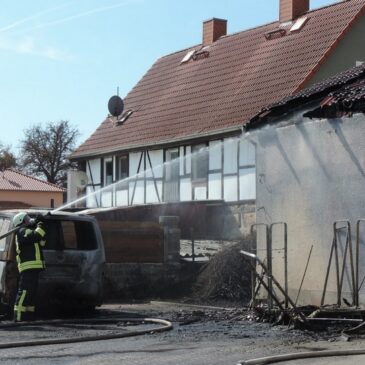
[69,0,365,238]
[66,1,365,297]
[247,63,365,307]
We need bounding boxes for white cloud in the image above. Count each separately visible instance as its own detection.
[0,35,70,61]
[29,0,142,30]
[0,2,74,34]
[0,0,142,60]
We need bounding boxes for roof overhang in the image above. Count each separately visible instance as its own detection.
[70,125,244,161]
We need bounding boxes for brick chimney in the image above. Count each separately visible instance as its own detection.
[203,18,227,46]
[280,0,309,23]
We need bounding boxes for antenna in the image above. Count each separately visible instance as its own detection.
[108,95,124,117]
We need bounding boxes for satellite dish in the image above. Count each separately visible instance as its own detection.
[74,171,88,191]
[108,95,124,117]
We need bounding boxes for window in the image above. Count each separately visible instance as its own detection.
[165,149,179,182]
[44,220,98,251]
[192,144,208,181]
[118,155,129,180]
[62,221,78,249]
[104,158,113,186]
[0,218,10,250]
[290,17,308,32]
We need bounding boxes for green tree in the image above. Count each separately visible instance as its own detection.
[0,143,17,171]
[19,120,79,186]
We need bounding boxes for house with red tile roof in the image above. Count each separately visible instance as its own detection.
[0,169,65,210]
[69,0,365,236]
[245,62,365,306]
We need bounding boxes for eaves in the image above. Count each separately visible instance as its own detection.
[70,125,243,161]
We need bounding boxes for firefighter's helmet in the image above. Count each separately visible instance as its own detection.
[13,212,31,227]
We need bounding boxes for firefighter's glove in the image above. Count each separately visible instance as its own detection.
[35,214,45,223]
[37,221,44,229]
[28,218,37,227]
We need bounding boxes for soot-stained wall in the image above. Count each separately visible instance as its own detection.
[253,111,365,306]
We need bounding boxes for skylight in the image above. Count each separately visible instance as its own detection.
[117,110,133,124]
[181,50,196,64]
[290,17,308,32]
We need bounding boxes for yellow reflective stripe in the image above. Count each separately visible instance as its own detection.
[15,290,27,321]
[34,243,41,262]
[39,240,46,247]
[35,227,46,237]
[14,306,34,312]
[18,260,45,272]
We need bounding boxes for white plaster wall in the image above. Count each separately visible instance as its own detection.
[115,189,128,206]
[130,152,144,177]
[224,138,238,174]
[87,159,101,185]
[224,175,238,202]
[209,140,222,170]
[146,150,163,178]
[185,146,191,174]
[180,178,192,201]
[239,168,256,200]
[194,186,207,200]
[240,139,255,166]
[146,180,161,203]
[86,186,100,208]
[129,180,145,205]
[209,173,222,200]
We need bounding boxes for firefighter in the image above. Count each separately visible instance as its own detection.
[12,212,46,322]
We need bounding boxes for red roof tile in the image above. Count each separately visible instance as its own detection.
[0,169,65,192]
[72,0,365,159]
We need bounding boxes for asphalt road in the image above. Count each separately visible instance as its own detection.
[0,302,364,365]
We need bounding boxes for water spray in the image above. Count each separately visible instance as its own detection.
[52,132,255,213]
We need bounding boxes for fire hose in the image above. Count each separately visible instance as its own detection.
[238,348,365,364]
[0,317,172,349]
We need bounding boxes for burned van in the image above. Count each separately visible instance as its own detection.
[0,210,105,313]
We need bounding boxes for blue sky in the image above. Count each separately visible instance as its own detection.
[0,0,338,153]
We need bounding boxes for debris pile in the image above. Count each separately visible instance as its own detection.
[192,236,255,302]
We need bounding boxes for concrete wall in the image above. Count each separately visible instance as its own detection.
[0,191,63,209]
[253,111,365,307]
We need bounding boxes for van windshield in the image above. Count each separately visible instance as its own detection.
[42,220,97,251]
[0,218,10,250]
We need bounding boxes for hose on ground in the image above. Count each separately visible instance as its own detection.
[238,348,365,365]
[0,317,172,349]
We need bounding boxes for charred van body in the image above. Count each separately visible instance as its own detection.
[0,210,105,314]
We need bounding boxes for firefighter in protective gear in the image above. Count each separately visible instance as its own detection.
[13,212,46,322]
